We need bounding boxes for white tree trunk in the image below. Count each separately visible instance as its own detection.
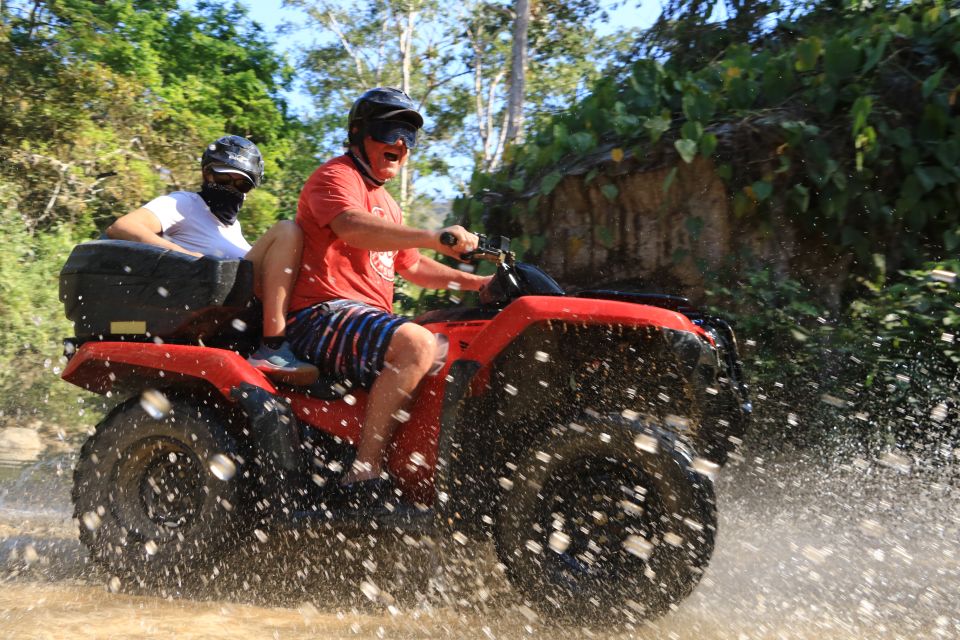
[504,0,530,146]
[398,3,418,211]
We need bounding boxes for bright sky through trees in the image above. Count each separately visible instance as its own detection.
[239,0,662,117]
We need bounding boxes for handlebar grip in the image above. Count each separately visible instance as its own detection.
[439,231,457,247]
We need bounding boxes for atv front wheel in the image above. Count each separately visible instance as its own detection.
[72,396,250,581]
[494,415,716,622]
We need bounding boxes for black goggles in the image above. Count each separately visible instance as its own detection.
[211,172,255,193]
[367,119,419,149]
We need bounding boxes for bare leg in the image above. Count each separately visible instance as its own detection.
[244,220,302,337]
[343,323,437,484]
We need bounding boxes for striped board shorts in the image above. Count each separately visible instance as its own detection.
[286,299,410,389]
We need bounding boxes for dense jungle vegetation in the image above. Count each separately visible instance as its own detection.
[1,0,957,457]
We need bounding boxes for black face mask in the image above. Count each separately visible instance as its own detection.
[198,182,244,225]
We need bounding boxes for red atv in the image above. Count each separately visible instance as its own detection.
[60,235,749,621]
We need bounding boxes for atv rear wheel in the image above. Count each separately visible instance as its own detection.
[494,415,716,622]
[72,396,251,581]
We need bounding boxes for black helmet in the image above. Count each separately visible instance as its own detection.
[348,87,424,146]
[200,135,264,187]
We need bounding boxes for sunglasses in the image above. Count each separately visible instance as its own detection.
[368,119,419,149]
[211,171,255,193]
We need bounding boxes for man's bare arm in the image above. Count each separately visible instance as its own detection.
[399,255,491,291]
[329,209,477,260]
[106,208,201,256]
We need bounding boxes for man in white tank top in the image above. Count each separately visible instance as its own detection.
[106,135,318,386]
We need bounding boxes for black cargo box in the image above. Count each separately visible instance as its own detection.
[60,240,258,344]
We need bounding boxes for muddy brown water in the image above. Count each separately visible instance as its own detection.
[1,443,958,639]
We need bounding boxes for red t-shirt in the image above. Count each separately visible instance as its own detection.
[291,155,420,313]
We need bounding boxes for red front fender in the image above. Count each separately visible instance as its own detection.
[62,342,276,398]
[460,296,708,367]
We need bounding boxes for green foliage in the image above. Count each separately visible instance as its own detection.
[455,0,960,276]
[0,1,311,427]
[707,261,960,451]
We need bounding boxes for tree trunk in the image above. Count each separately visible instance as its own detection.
[504,0,530,146]
[398,3,418,211]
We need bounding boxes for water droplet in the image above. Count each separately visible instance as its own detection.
[663,532,683,547]
[108,576,122,593]
[548,531,570,553]
[621,409,640,421]
[139,389,171,419]
[624,535,654,560]
[620,500,644,516]
[452,532,468,545]
[665,414,690,430]
[692,457,720,480]
[231,318,248,331]
[634,433,658,453]
[504,384,518,396]
[930,403,949,422]
[209,453,236,481]
[498,477,514,490]
[254,529,268,543]
[408,451,427,467]
[344,394,357,406]
[525,540,543,554]
[23,544,38,563]
[392,409,411,422]
[535,450,551,463]
[144,540,159,556]
[82,511,102,531]
[157,286,169,298]
[360,580,380,601]
[859,518,886,537]
[930,269,957,284]
[168,452,178,463]
[802,545,831,564]
[534,350,550,362]
[820,393,846,408]
[879,451,911,473]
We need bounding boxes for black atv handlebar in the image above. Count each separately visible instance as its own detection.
[439,231,512,264]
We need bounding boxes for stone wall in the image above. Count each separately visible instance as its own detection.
[519,155,852,306]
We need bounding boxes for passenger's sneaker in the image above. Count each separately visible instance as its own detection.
[247,341,319,386]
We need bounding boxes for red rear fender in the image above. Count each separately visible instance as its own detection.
[61,342,275,398]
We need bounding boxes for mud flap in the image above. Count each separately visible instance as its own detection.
[230,382,303,474]
[434,359,481,529]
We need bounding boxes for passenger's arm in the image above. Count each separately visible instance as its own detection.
[106,208,202,257]
[398,254,491,291]
[329,209,477,261]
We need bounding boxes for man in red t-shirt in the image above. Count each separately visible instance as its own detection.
[288,88,490,509]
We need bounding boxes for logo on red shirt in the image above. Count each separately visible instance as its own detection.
[369,206,397,281]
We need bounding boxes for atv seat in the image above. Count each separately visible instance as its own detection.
[60,240,261,349]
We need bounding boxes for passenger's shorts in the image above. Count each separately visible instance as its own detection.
[286,299,410,389]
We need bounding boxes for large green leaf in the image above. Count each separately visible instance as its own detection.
[751,180,773,201]
[674,138,698,164]
[824,37,860,85]
[699,132,718,157]
[922,66,947,99]
[851,96,872,136]
[682,92,716,122]
[681,120,703,141]
[644,115,671,143]
[540,171,563,195]
[795,37,822,72]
